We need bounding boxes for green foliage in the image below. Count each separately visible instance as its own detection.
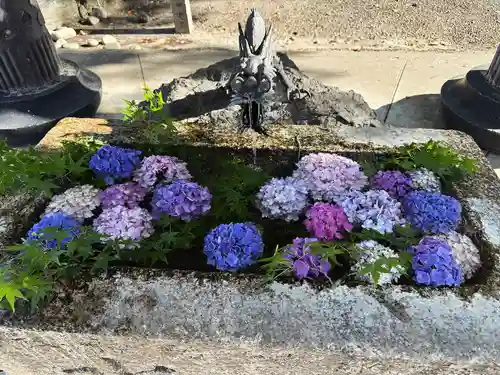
[378,140,477,183]
[0,137,102,197]
[350,224,422,251]
[0,226,125,311]
[122,84,177,143]
[357,251,413,286]
[209,159,270,221]
[138,216,197,266]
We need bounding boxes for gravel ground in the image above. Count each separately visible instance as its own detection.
[189,0,500,50]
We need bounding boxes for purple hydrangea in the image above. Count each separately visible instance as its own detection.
[304,203,353,241]
[89,145,142,185]
[99,182,147,209]
[283,237,331,280]
[26,213,81,250]
[134,155,192,189]
[340,189,405,234]
[292,152,368,203]
[408,237,463,287]
[203,222,264,271]
[370,170,414,199]
[256,177,309,222]
[93,206,154,246]
[151,180,212,221]
[402,190,461,234]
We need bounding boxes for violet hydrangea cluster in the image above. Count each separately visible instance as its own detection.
[402,190,461,234]
[283,237,331,280]
[292,152,368,202]
[152,180,212,221]
[370,170,413,200]
[134,155,192,189]
[89,145,142,185]
[203,222,264,271]
[408,237,463,287]
[99,182,147,209]
[93,206,154,247]
[256,177,309,222]
[304,203,353,241]
[27,213,81,250]
[340,189,405,234]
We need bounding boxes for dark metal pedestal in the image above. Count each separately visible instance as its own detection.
[441,47,500,152]
[0,60,102,147]
[0,0,102,147]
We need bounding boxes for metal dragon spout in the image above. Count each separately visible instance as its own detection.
[227,9,309,134]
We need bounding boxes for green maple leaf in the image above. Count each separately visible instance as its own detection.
[0,281,26,311]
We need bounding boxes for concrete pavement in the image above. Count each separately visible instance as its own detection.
[58,46,500,172]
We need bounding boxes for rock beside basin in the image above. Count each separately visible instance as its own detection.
[154,53,384,128]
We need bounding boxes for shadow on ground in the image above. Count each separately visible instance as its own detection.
[377,94,446,129]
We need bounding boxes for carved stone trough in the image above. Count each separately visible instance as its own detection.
[2,118,500,374]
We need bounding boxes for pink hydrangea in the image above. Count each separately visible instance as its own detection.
[304,202,353,241]
[292,152,368,203]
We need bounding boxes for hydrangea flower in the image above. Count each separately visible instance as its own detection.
[134,155,192,189]
[99,182,147,209]
[151,180,212,221]
[370,170,413,199]
[93,206,154,247]
[43,184,100,222]
[256,177,309,222]
[283,237,331,280]
[292,152,368,202]
[89,145,142,185]
[402,191,461,234]
[408,237,463,287]
[408,168,442,193]
[26,213,81,250]
[434,231,481,280]
[340,189,405,234]
[203,222,264,272]
[304,203,353,241]
[352,240,404,285]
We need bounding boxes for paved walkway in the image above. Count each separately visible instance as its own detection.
[58,46,500,172]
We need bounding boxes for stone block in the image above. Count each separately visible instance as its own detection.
[3,118,500,373]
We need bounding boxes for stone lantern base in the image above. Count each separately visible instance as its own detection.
[0,59,102,147]
[441,53,500,152]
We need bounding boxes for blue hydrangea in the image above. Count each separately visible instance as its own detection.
[402,190,461,234]
[408,237,463,287]
[26,213,81,250]
[203,222,264,272]
[89,145,143,185]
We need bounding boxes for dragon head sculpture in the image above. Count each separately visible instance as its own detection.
[228,9,276,134]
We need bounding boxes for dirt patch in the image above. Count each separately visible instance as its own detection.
[40,0,500,50]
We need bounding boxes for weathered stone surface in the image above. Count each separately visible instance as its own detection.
[3,328,500,375]
[5,117,500,373]
[156,53,384,128]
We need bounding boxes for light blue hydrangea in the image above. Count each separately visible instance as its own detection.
[256,177,309,222]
